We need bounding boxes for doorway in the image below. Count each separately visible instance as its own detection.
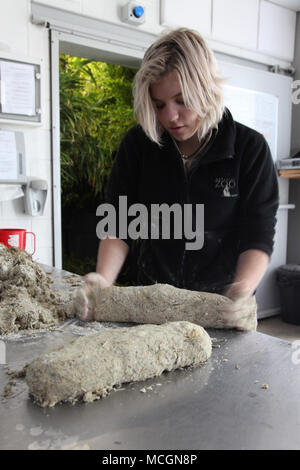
[48,22,155,269]
[59,54,137,277]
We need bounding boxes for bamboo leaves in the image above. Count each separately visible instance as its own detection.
[60,55,137,210]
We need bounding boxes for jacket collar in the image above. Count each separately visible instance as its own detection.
[162,107,236,165]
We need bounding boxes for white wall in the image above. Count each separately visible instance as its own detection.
[36,0,297,66]
[0,0,53,265]
[36,0,162,34]
[0,0,297,266]
[287,11,300,264]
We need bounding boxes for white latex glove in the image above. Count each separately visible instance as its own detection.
[222,283,258,331]
[75,273,110,322]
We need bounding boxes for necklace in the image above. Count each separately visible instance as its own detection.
[178,130,212,161]
[179,141,205,161]
[180,148,199,160]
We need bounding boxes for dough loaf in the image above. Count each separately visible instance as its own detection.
[25,321,212,407]
[75,283,257,330]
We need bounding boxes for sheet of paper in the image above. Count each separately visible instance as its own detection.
[224,85,278,160]
[0,61,36,116]
[0,130,18,180]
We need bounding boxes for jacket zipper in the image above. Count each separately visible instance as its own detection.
[175,149,190,289]
[176,144,213,288]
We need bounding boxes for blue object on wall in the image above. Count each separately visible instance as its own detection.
[133,6,144,18]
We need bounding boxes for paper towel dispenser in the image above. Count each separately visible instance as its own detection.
[0,130,48,214]
[23,177,48,216]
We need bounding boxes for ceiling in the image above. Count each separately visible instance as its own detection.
[270,0,300,11]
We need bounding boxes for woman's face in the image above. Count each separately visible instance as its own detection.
[150,71,200,142]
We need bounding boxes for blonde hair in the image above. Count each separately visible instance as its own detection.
[133,28,226,145]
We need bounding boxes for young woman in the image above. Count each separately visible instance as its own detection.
[77,28,279,328]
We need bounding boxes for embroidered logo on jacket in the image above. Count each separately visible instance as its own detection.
[214,177,238,197]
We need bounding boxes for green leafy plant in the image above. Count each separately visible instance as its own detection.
[60,56,138,279]
[60,55,137,211]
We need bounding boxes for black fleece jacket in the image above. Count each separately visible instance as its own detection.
[105,108,279,294]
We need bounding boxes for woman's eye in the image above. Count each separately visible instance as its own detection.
[154,100,184,110]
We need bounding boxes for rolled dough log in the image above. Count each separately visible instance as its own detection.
[25,321,212,407]
[74,283,257,330]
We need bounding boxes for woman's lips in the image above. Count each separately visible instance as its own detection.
[170,126,184,133]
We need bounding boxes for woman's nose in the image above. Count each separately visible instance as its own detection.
[165,105,179,123]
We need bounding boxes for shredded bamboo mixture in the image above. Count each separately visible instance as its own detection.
[0,244,74,335]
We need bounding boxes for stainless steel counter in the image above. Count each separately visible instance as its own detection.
[0,266,299,450]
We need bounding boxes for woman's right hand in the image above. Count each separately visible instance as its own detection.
[74,273,111,322]
[84,272,111,289]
